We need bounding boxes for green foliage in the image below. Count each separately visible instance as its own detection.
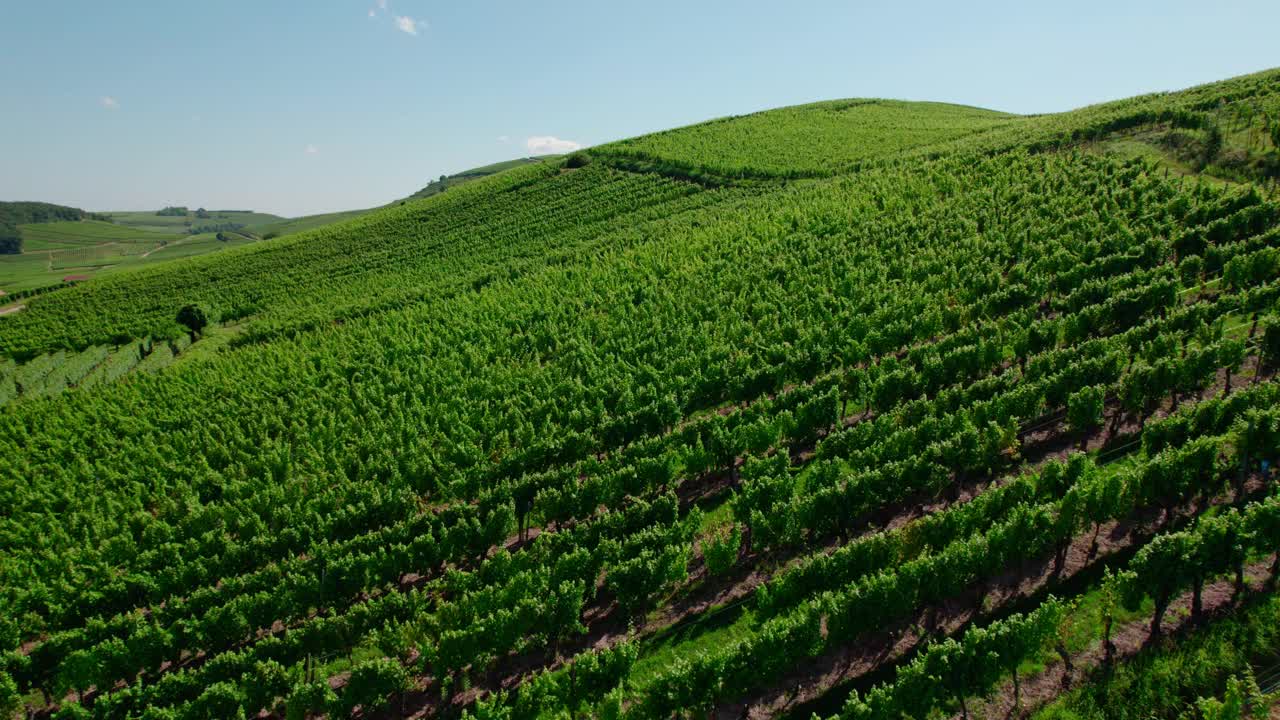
[0,201,100,256]
[601,99,1013,178]
[843,599,1067,719]
[175,302,213,336]
[335,657,408,716]
[1260,316,1280,371]
[0,201,91,227]
[1188,671,1267,720]
[1067,384,1107,437]
[52,703,91,720]
[285,680,337,720]
[1035,594,1280,720]
[3,66,1280,720]
[606,543,689,619]
[190,680,247,719]
[701,525,741,576]
[0,671,19,720]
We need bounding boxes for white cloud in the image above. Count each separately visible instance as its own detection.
[368,8,376,17]
[395,15,426,34]
[496,135,510,143]
[526,135,582,154]
[100,96,120,110]
[304,144,319,155]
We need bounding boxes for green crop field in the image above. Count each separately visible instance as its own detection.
[0,219,258,293]
[2,68,1280,720]
[105,209,286,232]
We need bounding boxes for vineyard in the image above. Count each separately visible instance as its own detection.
[0,68,1279,720]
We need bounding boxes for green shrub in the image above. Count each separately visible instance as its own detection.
[703,525,741,576]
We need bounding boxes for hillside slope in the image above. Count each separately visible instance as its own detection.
[1,69,1280,720]
[247,156,559,241]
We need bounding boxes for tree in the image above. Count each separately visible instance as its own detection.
[1067,385,1106,449]
[176,302,213,339]
[0,226,20,255]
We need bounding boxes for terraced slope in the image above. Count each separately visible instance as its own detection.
[0,68,1279,720]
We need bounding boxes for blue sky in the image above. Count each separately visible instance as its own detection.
[1,1,1277,217]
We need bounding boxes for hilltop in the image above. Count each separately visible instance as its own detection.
[0,69,1279,720]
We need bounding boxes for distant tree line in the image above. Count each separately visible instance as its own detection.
[0,201,106,254]
[0,227,18,254]
[157,207,222,219]
[190,222,246,235]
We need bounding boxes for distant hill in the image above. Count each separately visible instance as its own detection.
[105,208,285,234]
[0,157,562,293]
[0,208,276,293]
[0,201,108,255]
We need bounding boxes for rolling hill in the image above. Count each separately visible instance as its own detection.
[248,158,561,241]
[0,159,568,296]
[1,69,1280,720]
[0,217,260,294]
[405,156,558,200]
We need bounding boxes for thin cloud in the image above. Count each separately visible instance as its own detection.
[368,8,376,17]
[100,96,120,110]
[304,144,319,155]
[496,135,510,143]
[395,15,426,35]
[527,135,582,154]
